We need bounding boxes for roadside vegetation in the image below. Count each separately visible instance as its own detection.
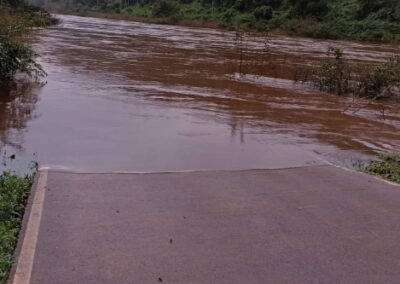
[31,0,400,42]
[0,171,35,283]
[362,153,400,184]
[0,152,37,284]
[0,0,55,84]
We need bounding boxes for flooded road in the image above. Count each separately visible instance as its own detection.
[1,14,400,173]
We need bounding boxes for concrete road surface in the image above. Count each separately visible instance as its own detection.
[10,165,400,283]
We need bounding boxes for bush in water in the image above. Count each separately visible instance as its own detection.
[299,47,400,99]
[0,35,45,82]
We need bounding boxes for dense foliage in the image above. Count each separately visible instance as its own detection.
[0,35,46,82]
[0,1,52,83]
[32,0,400,42]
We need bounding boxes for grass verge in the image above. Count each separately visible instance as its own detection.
[0,171,35,283]
[362,153,400,184]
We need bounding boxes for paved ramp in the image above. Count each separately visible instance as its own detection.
[10,165,400,283]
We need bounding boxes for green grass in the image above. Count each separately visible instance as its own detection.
[362,153,400,184]
[0,172,34,283]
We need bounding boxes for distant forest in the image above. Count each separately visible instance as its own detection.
[27,0,400,42]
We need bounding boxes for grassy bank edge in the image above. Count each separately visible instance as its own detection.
[361,153,400,184]
[0,171,36,284]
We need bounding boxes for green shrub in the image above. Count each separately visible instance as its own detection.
[253,5,272,20]
[221,8,237,28]
[0,172,34,282]
[151,0,180,19]
[124,5,152,17]
[233,13,256,29]
[359,56,400,99]
[302,47,352,95]
[362,153,400,184]
[268,8,293,29]
[0,6,51,84]
[284,18,338,39]
[0,35,45,82]
[299,47,400,99]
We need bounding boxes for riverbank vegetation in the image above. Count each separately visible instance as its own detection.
[0,171,35,283]
[0,0,55,84]
[362,153,400,184]
[31,0,400,42]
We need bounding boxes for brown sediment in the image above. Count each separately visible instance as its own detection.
[0,14,399,173]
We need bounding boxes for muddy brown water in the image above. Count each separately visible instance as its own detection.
[1,14,400,173]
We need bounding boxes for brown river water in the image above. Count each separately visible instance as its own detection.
[1,14,400,173]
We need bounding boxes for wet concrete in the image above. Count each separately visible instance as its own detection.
[1,15,400,173]
[13,166,400,283]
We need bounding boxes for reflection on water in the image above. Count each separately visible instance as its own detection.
[0,82,39,174]
[0,14,399,172]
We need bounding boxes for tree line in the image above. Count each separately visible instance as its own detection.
[28,0,400,42]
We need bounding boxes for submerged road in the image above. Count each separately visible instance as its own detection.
[10,165,400,283]
[2,14,400,283]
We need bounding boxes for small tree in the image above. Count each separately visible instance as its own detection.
[310,47,352,95]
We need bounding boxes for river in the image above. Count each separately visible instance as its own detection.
[1,14,399,173]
